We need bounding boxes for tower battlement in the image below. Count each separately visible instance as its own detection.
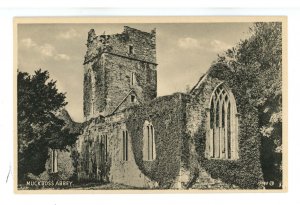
[84,26,156,65]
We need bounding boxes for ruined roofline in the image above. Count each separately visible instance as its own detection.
[189,62,232,94]
[86,92,189,120]
[89,26,156,40]
[189,65,217,94]
[84,26,157,65]
[110,89,137,115]
[123,26,156,36]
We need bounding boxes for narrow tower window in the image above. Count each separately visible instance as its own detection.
[130,72,136,85]
[128,45,134,54]
[131,95,136,103]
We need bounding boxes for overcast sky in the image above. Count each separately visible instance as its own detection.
[18,22,252,122]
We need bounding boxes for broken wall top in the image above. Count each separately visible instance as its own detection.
[84,26,156,65]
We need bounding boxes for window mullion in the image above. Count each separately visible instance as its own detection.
[147,125,150,161]
[224,98,228,159]
[151,125,153,160]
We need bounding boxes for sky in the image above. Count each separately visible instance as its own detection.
[18,22,252,122]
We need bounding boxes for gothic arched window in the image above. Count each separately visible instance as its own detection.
[207,83,239,160]
[143,121,156,161]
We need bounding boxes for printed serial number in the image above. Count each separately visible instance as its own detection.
[258,181,282,187]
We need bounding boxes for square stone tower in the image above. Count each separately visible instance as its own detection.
[83,26,157,120]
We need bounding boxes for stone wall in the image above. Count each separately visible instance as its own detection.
[104,54,157,114]
[80,26,265,189]
[126,93,189,188]
[77,93,190,188]
[76,111,157,188]
[83,26,157,120]
[101,26,156,63]
[28,148,75,182]
[186,64,264,189]
[83,64,92,118]
[83,27,156,64]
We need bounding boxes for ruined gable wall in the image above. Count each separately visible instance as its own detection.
[186,64,264,189]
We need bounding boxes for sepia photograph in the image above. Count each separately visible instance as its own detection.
[14,17,287,192]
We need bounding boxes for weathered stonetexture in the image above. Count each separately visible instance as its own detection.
[186,64,264,189]
[64,27,265,190]
[28,147,75,181]
[103,54,157,114]
[83,58,107,119]
[126,93,190,188]
[76,110,157,188]
[76,92,190,188]
[81,26,159,187]
[83,26,157,120]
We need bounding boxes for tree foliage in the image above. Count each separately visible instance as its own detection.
[218,22,282,145]
[217,22,282,187]
[18,69,79,182]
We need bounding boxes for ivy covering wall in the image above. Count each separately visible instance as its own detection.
[188,63,264,189]
[126,93,189,188]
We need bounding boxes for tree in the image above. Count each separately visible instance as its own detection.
[217,22,282,188]
[17,69,79,183]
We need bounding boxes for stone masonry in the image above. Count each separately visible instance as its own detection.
[68,26,265,189]
[83,26,157,120]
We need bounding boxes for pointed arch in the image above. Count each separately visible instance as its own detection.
[143,120,156,161]
[207,83,239,160]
